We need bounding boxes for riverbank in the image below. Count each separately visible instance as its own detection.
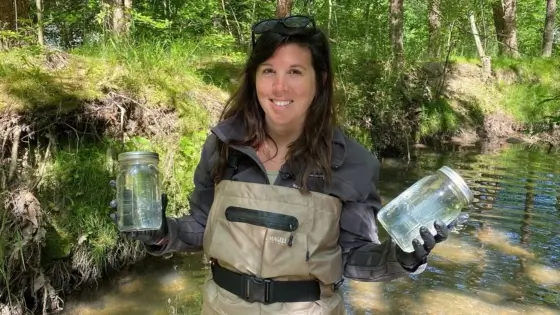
[0,40,231,314]
[1,41,559,314]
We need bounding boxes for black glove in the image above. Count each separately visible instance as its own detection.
[395,220,450,271]
[108,180,169,246]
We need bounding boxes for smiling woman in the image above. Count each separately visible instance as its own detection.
[110,15,453,315]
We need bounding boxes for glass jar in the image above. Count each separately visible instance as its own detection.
[377,166,474,253]
[116,151,162,232]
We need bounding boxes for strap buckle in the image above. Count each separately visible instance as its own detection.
[243,274,272,304]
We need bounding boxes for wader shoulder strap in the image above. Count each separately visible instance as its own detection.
[222,150,241,180]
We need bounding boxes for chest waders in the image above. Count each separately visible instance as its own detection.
[201,153,347,315]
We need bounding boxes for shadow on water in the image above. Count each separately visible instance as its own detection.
[62,141,560,315]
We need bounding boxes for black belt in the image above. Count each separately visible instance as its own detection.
[210,260,321,304]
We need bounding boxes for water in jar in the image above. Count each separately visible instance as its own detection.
[117,154,162,232]
[377,167,473,253]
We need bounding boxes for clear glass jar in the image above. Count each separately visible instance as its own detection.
[377,166,474,253]
[116,151,162,232]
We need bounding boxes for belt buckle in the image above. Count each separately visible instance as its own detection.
[243,275,272,304]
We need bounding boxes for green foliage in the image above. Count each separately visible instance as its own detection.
[492,57,560,124]
[37,141,117,266]
[420,98,461,137]
[517,0,549,57]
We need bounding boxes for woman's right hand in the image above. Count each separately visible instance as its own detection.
[108,180,170,246]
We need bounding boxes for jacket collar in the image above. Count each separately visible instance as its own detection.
[210,115,347,168]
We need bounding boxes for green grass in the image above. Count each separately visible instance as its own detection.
[0,35,242,116]
[37,142,119,264]
[34,129,209,276]
[419,98,462,137]
[492,58,560,124]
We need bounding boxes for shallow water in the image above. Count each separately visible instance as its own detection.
[62,142,560,315]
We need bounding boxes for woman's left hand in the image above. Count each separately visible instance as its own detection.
[395,220,449,271]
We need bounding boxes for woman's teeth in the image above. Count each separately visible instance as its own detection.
[272,100,292,107]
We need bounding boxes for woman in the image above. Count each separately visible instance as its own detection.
[111,15,450,315]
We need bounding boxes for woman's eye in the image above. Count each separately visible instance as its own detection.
[289,69,302,75]
[262,68,274,74]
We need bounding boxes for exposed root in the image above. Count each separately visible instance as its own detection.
[0,303,24,315]
[1,188,46,314]
[7,126,21,182]
[70,244,101,287]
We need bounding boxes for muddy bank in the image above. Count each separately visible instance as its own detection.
[400,60,560,153]
[0,46,226,314]
[0,90,192,313]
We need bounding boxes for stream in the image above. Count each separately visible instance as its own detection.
[61,141,560,315]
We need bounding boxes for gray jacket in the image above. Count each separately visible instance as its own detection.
[146,115,420,282]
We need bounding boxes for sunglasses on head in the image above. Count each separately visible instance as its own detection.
[251,15,316,47]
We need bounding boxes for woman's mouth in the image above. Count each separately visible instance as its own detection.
[271,99,293,107]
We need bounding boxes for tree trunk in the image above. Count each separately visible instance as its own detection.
[328,0,332,34]
[469,12,492,82]
[276,0,293,18]
[542,0,557,57]
[428,0,442,58]
[36,0,44,46]
[112,0,131,36]
[502,0,520,58]
[492,2,506,55]
[124,0,132,32]
[221,0,233,36]
[389,0,405,70]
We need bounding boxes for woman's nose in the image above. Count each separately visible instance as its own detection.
[272,75,288,94]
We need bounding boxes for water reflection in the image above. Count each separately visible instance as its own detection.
[62,143,560,314]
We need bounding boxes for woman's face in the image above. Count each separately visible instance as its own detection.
[255,43,317,131]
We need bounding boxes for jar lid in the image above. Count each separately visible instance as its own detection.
[118,151,159,162]
[438,166,474,203]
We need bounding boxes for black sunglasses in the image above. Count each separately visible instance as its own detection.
[251,15,316,47]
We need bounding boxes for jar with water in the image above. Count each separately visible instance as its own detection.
[116,151,162,232]
[377,166,474,253]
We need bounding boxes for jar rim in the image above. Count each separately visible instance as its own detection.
[118,151,159,162]
[438,166,474,203]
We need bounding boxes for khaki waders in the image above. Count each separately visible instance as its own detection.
[201,180,347,315]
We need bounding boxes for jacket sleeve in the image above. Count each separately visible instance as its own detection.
[339,157,426,282]
[145,133,217,256]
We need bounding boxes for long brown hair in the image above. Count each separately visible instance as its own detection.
[212,27,337,193]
